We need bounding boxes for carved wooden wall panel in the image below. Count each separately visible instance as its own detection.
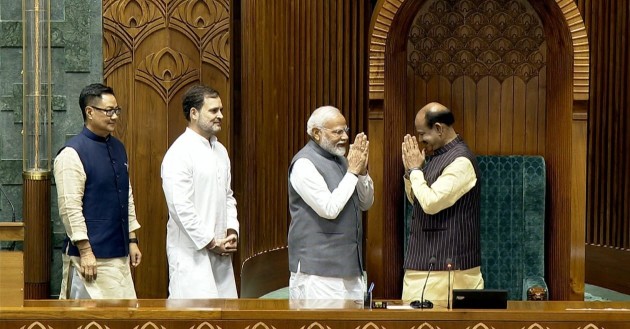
[367,0,588,300]
[236,0,370,263]
[406,0,547,155]
[103,0,231,298]
[369,0,588,101]
[577,0,630,295]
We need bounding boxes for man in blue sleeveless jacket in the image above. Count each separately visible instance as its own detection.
[401,102,483,307]
[55,83,142,299]
[288,106,374,300]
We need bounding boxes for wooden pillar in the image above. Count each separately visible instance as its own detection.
[23,171,51,299]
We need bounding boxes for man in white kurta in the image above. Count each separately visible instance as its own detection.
[161,85,239,298]
[288,106,374,300]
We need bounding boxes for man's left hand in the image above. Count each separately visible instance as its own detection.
[129,243,142,267]
[402,134,425,170]
[224,229,238,252]
[224,233,238,251]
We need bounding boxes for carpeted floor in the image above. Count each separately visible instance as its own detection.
[584,284,630,301]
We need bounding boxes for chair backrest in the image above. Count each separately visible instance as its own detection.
[240,246,289,298]
[478,155,545,300]
[404,155,546,300]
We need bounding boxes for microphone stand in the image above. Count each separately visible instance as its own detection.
[446,258,453,309]
[412,256,436,309]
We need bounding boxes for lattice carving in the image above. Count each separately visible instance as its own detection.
[412,323,442,329]
[135,47,199,102]
[104,32,133,78]
[190,322,222,329]
[577,325,602,329]
[133,322,165,329]
[466,324,495,329]
[20,322,53,329]
[408,0,545,83]
[103,0,166,47]
[521,324,549,329]
[78,322,111,329]
[369,0,590,99]
[356,323,386,329]
[301,323,331,329]
[170,0,230,77]
[245,322,277,329]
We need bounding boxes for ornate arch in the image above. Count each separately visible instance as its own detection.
[368,0,589,100]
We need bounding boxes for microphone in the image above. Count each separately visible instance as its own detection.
[411,256,436,309]
[446,258,453,309]
[0,184,16,222]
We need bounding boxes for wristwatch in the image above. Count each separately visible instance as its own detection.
[129,237,139,244]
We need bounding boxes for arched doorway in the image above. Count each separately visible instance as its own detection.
[366,0,589,300]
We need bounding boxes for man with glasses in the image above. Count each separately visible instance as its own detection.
[288,106,374,300]
[54,83,142,299]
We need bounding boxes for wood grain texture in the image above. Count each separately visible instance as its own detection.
[22,177,51,299]
[236,0,370,271]
[578,0,630,295]
[1,300,630,329]
[103,0,232,298]
[370,0,588,101]
[0,222,24,241]
[0,251,23,307]
[369,0,588,300]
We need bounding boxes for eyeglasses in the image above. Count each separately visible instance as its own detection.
[90,105,122,117]
[320,126,349,136]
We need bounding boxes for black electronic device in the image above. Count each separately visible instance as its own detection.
[452,289,508,309]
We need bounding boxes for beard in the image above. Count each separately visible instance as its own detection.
[199,120,221,136]
[320,136,347,157]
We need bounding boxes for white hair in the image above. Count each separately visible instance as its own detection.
[306,106,341,137]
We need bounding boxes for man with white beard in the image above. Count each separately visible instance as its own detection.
[287,106,374,300]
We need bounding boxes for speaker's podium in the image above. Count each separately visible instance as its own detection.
[0,222,24,307]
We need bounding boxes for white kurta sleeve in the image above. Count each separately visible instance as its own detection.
[54,147,89,242]
[161,152,213,250]
[127,181,141,232]
[356,174,374,211]
[289,158,359,220]
[225,159,239,234]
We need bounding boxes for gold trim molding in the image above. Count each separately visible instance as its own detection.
[22,170,52,180]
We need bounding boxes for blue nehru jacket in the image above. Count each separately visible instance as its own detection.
[61,126,131,258]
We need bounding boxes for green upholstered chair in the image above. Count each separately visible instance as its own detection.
[241,247,290,298]
[404,155,547,300]
[240,246,367,299]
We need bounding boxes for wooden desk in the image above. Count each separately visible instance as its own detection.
[0,222,24,307]
[0,300,629,329]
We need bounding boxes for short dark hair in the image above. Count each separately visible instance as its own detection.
[182,85,220,121]
[79,83,115,120]
[425,108,455,128]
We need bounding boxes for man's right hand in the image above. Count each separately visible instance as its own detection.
[347,133,368,175]
[76,240,97,282]
[206,237,237,256]
[80,251,97,282]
